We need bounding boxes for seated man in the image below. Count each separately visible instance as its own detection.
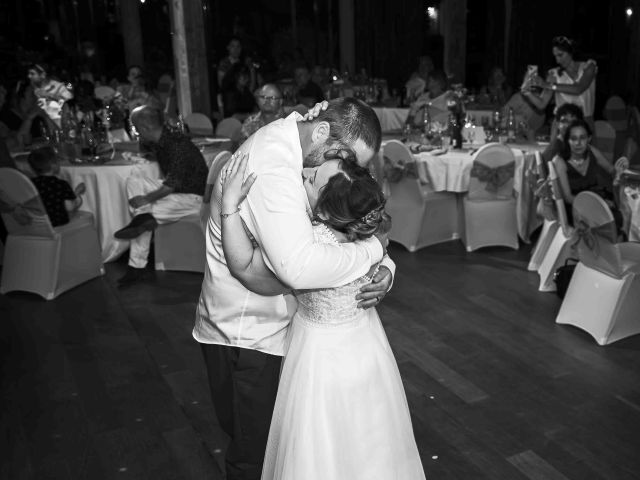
[240,83,286,140]
[114,106,208,286]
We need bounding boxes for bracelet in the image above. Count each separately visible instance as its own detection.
[220,207,240,219]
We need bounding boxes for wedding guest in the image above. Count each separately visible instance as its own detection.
[0,84,47,148]
[77,41,106,85]
[114,106,208,286]
[405,69,449,127]
[294,65,325,108]
[404,55,434,105]
[553,119,626,227]
[27,63,73,126]
[217,37,243,88]
[481,66,513,106]
[541,103,584,163]
[27,146,85,227]
[522,36,597,130]
[221,63,256,120]
[116,65,161,112]
[240,83,286,140]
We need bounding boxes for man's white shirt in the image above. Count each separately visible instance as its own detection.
[193,112,395,356]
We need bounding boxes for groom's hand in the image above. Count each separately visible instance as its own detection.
[356,266,393,309]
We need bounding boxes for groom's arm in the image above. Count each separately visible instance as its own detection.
[241,165,384,290]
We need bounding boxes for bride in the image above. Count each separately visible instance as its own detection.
[219,151,426,480]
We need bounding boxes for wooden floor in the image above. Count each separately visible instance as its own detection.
[2,240,640,480]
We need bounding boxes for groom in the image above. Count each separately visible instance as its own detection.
[194,98,395,480]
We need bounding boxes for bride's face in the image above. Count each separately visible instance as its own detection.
[302,160,342,210]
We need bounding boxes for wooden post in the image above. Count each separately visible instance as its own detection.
[328,0,334,67]
[627,0,640,104]
[168,0,211,117]
[118,0,144,67]
[504,0,512,74]
[291,0,298,50]
[338,0,355,74]
[440,0,467,84]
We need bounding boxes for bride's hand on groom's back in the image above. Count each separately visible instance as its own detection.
[299,101,329,121]
[220,152,256,211]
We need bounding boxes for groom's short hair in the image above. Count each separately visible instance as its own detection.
[314,98,382,154]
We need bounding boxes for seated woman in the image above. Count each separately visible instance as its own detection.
[404,69,449,128]
[0,82,52,148]
[553,119,625,225]
[541,103,584,163]
[481,66,513,106]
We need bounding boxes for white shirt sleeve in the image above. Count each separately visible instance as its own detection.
[239,136,383,290]
[379,255,396,291]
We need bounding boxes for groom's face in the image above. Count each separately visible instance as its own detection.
[303,138,375,168]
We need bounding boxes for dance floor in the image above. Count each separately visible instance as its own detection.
[2,240,640,480]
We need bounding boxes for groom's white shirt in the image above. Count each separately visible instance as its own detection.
[193,112,394,355]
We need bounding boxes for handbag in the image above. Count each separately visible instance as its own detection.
[553,258,579,299]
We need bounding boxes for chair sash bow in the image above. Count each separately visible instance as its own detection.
[0,196,46,225]
[382,156,419,183]
[570,215,620,276]
[470,160,515,193]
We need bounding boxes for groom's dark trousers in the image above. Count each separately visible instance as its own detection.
[201,343,282,480]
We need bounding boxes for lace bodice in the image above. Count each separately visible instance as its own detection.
[293,224,375,326]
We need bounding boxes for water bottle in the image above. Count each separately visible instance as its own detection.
[422,107,431,136]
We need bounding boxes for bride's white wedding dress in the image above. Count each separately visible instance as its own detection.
[261,224,426,480]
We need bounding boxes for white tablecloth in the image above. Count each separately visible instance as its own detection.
[415,143,544,242]
[60,160,161,262]
[379,139,545,242]
[13,142,225,262]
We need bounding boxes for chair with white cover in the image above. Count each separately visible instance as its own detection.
[154,213,205,272]
[200,150,232,232]
[593,120,616,163]
[461,143,518,252]
[556,191,640,345]
[528,152,559,271]
[536,161,574,291]
[215,117,243,144]
[383,140,458,251]
[0,168,104,299]
[154,158,209,272]
[185,112,214,136]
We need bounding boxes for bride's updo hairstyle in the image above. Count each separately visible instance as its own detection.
[314,153,391,241]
